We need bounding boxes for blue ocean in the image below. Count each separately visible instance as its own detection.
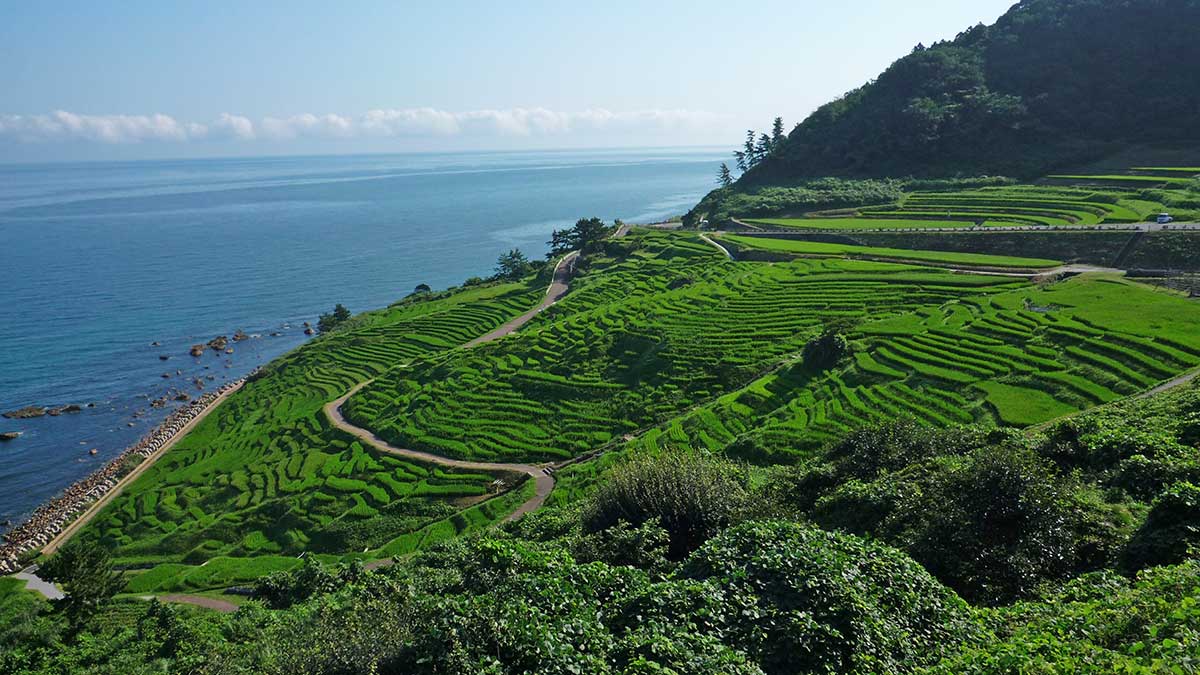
[0,147,725,527]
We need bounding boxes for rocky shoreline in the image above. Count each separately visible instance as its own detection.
[0,379,243,575]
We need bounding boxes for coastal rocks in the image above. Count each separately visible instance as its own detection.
[224,347,234,354]
[304,327,315,336]
[3,406,46,419]
[207,336,229,352]
[173,392,191,402]
[0,432,21,442]
[233,330,249,342]
[46,405,82,417]
[0,379,244,575]
[150,341,161,347]
[161,373,172,379]
[190,344,205,357]
[159,355,171,361]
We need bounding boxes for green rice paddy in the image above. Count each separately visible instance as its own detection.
[78,280,547,567]
[745,217,988,231]
[90,220,1200,584]
[719,234,1061,268]
[615,273,1200,465]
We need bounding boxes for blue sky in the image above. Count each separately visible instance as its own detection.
[0,0,1017,161]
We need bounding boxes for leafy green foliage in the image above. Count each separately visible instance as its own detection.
[803,329,849,371]
[680,521,977,675]
[745,0,1200,181]
[582,451,749,559]
[548,216,613,256]
[494,248,532,280]
[1124,482,1200,572]
[39,540,124,633]
[317,303,352,333]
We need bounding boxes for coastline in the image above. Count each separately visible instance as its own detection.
[0,378,244,574]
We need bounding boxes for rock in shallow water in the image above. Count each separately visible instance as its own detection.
[2,406,45,419]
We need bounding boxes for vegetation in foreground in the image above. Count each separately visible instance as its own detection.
[5,379,1200,673]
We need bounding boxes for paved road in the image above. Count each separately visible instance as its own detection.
[465,251,578,348]
[14,565,63,600]
[699,233,734,260]
[326,250,581,525]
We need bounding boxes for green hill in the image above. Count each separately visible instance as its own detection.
[748,0,1200,182]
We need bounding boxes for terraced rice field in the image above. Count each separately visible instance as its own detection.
[744,217,990,231]
[869,185,1151,227]
[742,183,1172,231]
[617,273,1200,463]
[719,234,1061,269]
[1049,174,1197,186]
[345,231,1035,464]
[78,281,547,566]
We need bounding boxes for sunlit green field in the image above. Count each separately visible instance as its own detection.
[720,233,1061,268]
[79,280,547,568]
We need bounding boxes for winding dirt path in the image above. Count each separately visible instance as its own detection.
[325,251,579,523]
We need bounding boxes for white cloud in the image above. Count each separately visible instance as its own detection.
[210,113,255,140]
[0,111,207,143]
[0,107,727,145]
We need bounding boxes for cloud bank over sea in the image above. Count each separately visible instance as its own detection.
[0,107,728,146]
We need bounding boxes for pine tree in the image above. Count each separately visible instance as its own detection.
[733,151,747,173]
[755,133,773,164]
[743,130,757,168]
[771,117,786,148]
[717,163,733,187]
[495,248,531,280]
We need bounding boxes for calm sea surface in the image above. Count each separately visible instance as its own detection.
[0,148,725,527]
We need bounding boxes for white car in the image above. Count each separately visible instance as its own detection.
[1157,213,1174,224]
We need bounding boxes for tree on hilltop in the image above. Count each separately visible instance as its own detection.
[717,163,734,188]
[495,248,532,280]
[317,303,352,333]
[547,217,613,256]
[771,116,786,147]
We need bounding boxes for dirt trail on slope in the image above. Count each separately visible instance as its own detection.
[325,251,579,526]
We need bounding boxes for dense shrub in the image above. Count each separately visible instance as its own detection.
[895,445,1079,605]
[582,451,749,559]
[776,423,1123,604]
[680,521,977,675]
[1123,481,1200,572]
[917,561,1200,674]
[253,557,363,609]
[802,330,849,371]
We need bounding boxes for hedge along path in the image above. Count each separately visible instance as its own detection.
[325,250,579,524]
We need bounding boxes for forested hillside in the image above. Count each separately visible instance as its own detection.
[744,0,1200,182]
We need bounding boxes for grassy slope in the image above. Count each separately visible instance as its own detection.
[90,232,1200,597]
[596,272,1200,479]
[720,234,1062,268]
[79,280,546,567]
[344,231,1028,464]
[746,217,990,230]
